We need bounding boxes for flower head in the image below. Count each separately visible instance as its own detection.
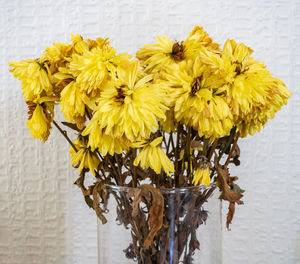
[136,25,220,73]
[69,43,132,97]
[161,57,233,139]
[25,97,57,142]
[60,80,86,130]
[200,39,291,137]
[9,59,52,100]
[82,115,130,155]
[82,60,168,144]
[192,167,210,186]
[133,137,174,176]
[70,138,100,176]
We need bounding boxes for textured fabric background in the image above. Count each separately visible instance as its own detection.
[1,0,299,263]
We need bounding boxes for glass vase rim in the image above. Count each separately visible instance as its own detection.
[104,183,215,194]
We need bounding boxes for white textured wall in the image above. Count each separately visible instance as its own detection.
[1,0,299,263]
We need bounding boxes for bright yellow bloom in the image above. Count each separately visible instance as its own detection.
[237,78,291,137]
[60,80,86,130]
[9,59,52,100]
[40,42,72,69]
[82,60,168,143]
[183,25,220,59]
[136,25,219,73]
[162,57,233,139]
[192,167,210,186]
[200,39,291,136]
[201,40,274,115]
[82,115,130,155]
[25,97,57,142]
[70,33,109,55]
[69,44,132,97]
[69,138,100,176]
[26,104,50,142]
[133,137,174,176]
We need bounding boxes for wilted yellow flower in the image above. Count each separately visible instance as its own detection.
[69,44,132,97]
[60,80,86,130]
[136,25,219,73]
[201,40,275,114]
[192,167,210,186]
[40,42,72,69]
[69,138,100,176]
[9,59,52,100]
[133,137,174,176]
[70,33,109,55]
[200,39,291,137]
[162,57,233,139]
[237,78,291,137]
[82,60,168,143]
[82,116,130,155]
[25,97,57,142]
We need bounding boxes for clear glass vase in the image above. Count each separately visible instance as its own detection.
[97,184,222,264]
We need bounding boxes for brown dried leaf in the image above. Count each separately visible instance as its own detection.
[215,156,244,229]
[226,202,235,230]
[127,184,164,249]
[215,159,243,203]
[190,140,203,149]
[92,181,107,224]
[74,170,108,224]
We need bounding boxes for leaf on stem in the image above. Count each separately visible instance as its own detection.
[215,156,244,229]
[127,184,164,249]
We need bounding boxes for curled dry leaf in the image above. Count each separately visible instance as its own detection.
[127,184,164,249]
[214,155,244,229]
[74,170,108,224]
[227,202,235,230]
[190,140,203,149]
[93,181,108,224]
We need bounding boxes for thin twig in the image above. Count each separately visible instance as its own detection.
[132,149,137,187]
[207,139,218,162]
[224,132,240,167]
[174,124,181,188]
[53,120,77,152]
[85,105,92,120]
[185,126,192,179]
[219,126,236,161]
[107,156,122,185]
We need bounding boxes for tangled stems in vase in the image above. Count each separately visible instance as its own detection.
[9,25,291,261]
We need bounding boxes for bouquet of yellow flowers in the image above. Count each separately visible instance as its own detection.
[9,25,291,263]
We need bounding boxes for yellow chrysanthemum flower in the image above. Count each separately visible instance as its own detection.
[25,97,57,142]
[70,33,109,55]
[60,80,86,130]
[40,42,72,69]
[136,25,219,73]
[237,78,291,137]
[69,44,132,97]
[82,116,130,155]
[161,57,233,139]
[26,104,50,142]
[201,40,279,115]
[200,39,291,137]
[133,137,174,176]
[192,167,210,186]
[69,138,100,176]
[9,59,52,100]
[82,60,168,143]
